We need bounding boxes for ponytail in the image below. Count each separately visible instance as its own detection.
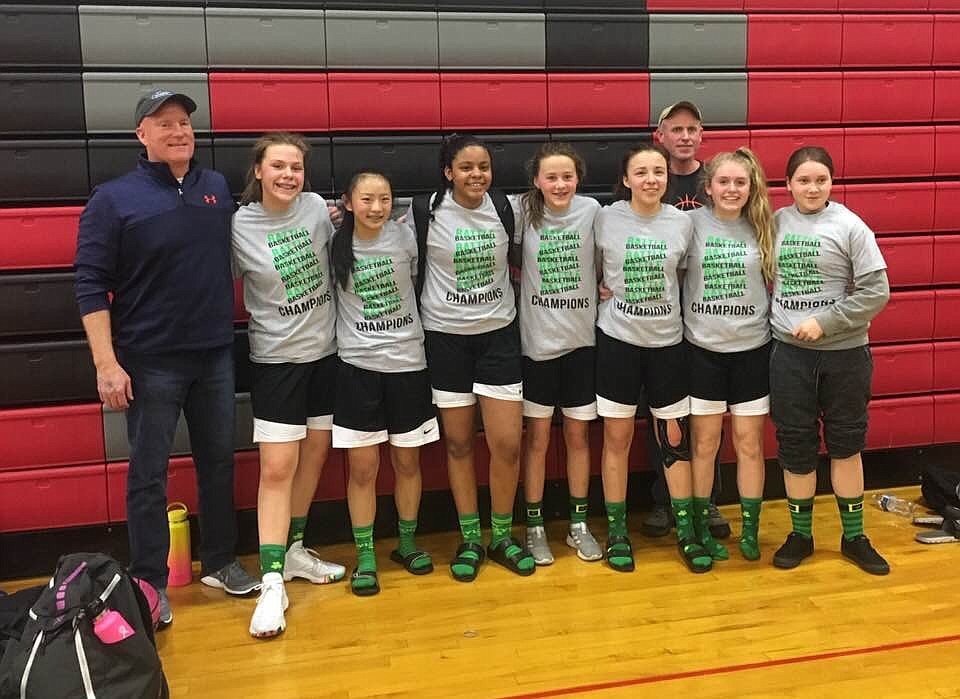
[521,141,586,232]
[331,170,394,291]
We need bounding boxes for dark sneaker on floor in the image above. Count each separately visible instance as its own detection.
[773,532,814,569]
[707,503,731,539]
[841,535,890,575]
[200,559,261,595]
[641,505,673,537]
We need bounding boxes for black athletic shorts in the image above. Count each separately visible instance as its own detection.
[522,346,597,420]
[688,341,771,416]
[424,318,522,407]
[250,354,337,441]
[595,329,689,419]
[332,362,439,448]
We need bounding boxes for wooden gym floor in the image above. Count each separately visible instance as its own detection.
[8,486,959,698]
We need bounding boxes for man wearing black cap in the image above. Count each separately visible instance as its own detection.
[640,100,731,539]
[75,90,259,627]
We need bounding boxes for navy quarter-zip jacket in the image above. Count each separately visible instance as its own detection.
[75,156,236,354]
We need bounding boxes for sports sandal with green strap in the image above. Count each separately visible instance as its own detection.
[487,537,536,577]
[390,549,434,576]
[350,568,380,597]
[450,541,485,582]
[605,535,635,573]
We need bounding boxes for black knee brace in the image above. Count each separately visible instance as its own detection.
[655,416,691,468]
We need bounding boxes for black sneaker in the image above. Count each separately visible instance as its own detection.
[841,535,890,575]
[707,503,731,540]
[641,505,673,537]
[772,532,814,569]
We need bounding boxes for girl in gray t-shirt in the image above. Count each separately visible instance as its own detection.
[232,132,345,639]
[769,146,890,577]
[329,171,439,597]
[681,147,775,564]
[512,142,603,567]
[594,142,707,574]
[408,134,533,582]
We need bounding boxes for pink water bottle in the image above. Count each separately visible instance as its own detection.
[166,502,192,587]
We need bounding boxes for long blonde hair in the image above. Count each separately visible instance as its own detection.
[701,147,775,282]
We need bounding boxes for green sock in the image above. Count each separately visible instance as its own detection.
[739,497,763,561]
[259,543,286,577]
[673,497,713,570]
[451,513,482,579]
[352,524,377,591]
[605,501,632,568]
[836,495,865,541]
[788,497,814,538]
[526,501,544,528]
[287,516,308,548]
[492,511,534,573]
[570,496,589,525]
[693,496,729,561]
[397,518,432,572]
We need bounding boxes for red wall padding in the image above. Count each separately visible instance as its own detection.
[0,404,104,472]
[0,207,82,271]
[329,73,441,131]
[209,73,329,133]
[0,465,108,533]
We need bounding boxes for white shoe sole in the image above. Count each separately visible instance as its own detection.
[566,535,603,562]
[282,568,346,585]
[249,597,289,638]
[200,575,260,596]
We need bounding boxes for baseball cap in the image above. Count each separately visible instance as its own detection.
[657,101,703,127]
[134,89,197,126]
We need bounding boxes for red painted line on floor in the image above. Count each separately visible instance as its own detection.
[500,633,960,699]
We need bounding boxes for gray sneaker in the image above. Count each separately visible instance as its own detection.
[707,503,732,540]
[157,588,172,629]
[641,505,674,537]
[200,559,261,596]
[524,526,555,565]
[566,522,603,561]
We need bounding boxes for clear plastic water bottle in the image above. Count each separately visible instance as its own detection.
[871,493,916,517]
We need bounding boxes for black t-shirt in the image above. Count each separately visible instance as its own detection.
[665,164,706,211]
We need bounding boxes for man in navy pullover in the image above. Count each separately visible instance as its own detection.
[75,90,258,626]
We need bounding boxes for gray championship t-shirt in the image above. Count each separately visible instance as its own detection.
[334,220,426,373]
[407,192,516,335]
[682,207,771,352]
[596,200,692,348]
[232,192,336,364]
[513,194,600,361]
[772,202,887,350]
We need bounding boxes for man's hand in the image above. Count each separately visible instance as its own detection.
[598,281,613,302]
[97,361,133,410]
[327,204,343,228]
[792,318,824,343]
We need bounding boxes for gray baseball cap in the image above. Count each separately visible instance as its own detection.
[134,89,197,126]
[657,101,703,127]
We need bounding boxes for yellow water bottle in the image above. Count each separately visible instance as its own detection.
[166,502,192,587]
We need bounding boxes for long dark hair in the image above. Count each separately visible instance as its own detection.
[613,141,670,201]
[240,132,311,205]
[785,145,834,180]
[331,170,393,291]
[520,141,586,232]
[429,133,492,218]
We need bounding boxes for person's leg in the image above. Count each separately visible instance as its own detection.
[557,346,597,554]
[257,440,300,576]
[523,415,554,565]
[478,395,532,574]
[601,416,635,571]
[346,445,381,595]
[182,346,242,581]
[690,412,728,560]
[123,350,191,593]
[731,413,766,560]
[389,445,433,573]
[821,346,888,574]
[438,404,485,579]
[642,418,673,536]
[769,341,821,569]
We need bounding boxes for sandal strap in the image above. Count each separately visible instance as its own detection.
[455,541,486,559]
[606,535,633,553]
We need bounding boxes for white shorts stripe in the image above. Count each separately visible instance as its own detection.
[389,417,441,447]
[432,388,476,408]
[474,382,523,402]
[597,395,637,418]
[650,396,690,420]
[331,424,388,449]
[730,395,770,416]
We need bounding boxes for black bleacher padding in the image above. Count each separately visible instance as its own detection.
[331,135,442,195]
[0,340,97,407]
[0,272,81,339]
[544,0,645,10]
[545,13,649,70]
[549,131,650,193]
[477,133,549,192]
[0,140,88,202]
[0,4,81,68]
[0,73,85,135]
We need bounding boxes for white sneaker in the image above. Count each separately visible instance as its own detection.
[284,541,346,584]
[249,572,288,639]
